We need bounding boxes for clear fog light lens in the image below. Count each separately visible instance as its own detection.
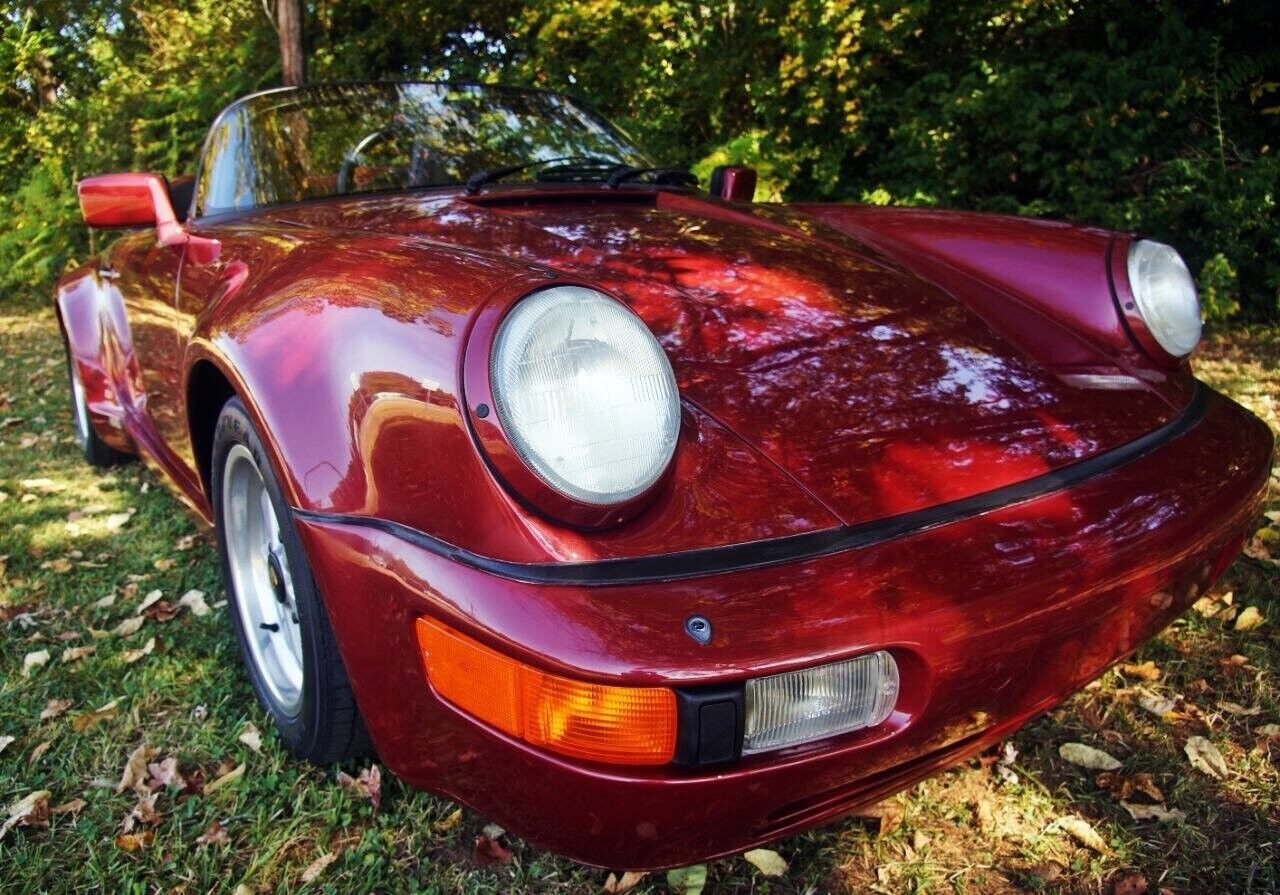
[743,651,899,754]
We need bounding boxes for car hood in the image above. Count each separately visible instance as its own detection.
[273,190,1181,526]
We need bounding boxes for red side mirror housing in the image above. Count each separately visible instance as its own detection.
[77,173,220,263]
[709,165,757,202]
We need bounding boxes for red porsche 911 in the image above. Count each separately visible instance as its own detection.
[56,81,1272,869]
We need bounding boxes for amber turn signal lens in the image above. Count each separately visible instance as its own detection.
[415,617,677,765]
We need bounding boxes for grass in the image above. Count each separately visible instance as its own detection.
[0,305,1276,894]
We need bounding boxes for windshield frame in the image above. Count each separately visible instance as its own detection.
[189,81,651,222]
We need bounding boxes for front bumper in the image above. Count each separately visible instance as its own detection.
[293,385,1271,869]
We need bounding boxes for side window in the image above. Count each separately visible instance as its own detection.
[195,110,258,217]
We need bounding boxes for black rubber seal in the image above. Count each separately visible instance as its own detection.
[293,382,1210,586]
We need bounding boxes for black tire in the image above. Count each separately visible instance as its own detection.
[64,344,131,468]
[211,396,372,764]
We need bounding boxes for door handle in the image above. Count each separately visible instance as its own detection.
[98,268,120,280]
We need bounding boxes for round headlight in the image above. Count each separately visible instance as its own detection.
[490,286,680,505]
[1126,240,1202,357]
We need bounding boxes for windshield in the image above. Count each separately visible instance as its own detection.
[194,83,651,216]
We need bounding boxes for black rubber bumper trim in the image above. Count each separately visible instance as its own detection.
[293,383,1210,586]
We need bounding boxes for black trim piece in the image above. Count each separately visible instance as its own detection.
[293,383,1211,586]
[672,683,745,767]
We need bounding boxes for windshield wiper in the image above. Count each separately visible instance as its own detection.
[464,156,622,194]
[605,166,698,189]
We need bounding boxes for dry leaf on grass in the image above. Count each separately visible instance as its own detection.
[178,589,210,616]
[92,593,116,609]
[473,832,513,865]
[1121,802,1187,823]
[22,649,50,676]
[1233,606,1265,631]
[1057,815,1108,853]
[336,765,381,813]
[854,799,903,837]
[70,700,119,732]
[434,807,462,832]
[203,762,245,795]
[1136,692,1178,717]
[1096,772,1164,804]
[1059,742,1122,771]
[60,645,94,664]
[301,851,338,883]
[39,699,72,721]
[195,821,230,847]
[1184,736,1228,778]
[1216,701,1261,716]
[666,864,707,894]
[146,756,184,791]
[1119,660,1161,681]
[142,601,178,622]
[121,637,155,664]
[121,795,162,833]
[0,735,13,755]
[603,870,647,893]
[1,790,51,840]
[50,798,86,817]
[116,744,159,794]
[237,723,262,754]
[105,510,135,532]
[29,741,51,764]
[1113,873,1148,895]
[135,590,163,615]
[111,616,144,638]
[743,848,788,877]
[114,830,153,852]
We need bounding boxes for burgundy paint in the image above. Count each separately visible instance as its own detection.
[57,170,1273,869]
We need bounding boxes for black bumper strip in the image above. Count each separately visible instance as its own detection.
[293,383,1211,586]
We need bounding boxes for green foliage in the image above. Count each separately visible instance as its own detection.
[2,1,1278,320]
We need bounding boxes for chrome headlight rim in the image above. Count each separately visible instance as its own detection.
[1116,237,1203,362]
[463,282,681,528]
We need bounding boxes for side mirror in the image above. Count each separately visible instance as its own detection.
[709,165,757,202]
[77,173,219,263]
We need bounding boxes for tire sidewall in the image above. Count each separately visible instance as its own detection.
[211,398,327,756]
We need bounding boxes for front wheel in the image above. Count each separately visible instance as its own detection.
[211,397,371,763]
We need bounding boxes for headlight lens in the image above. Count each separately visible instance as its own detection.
[1126,240,1202,357]
[490,285,680,505]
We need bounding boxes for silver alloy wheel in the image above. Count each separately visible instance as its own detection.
[222,443,305,716]
[69,358,91,444]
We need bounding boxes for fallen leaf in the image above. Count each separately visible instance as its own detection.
[1136,692,1178,717]
[473,833,512,865]
[146,756,184,791]
[1057,815,1108,853]
[135,590,163,615]
[1184,736,1228,778]
[195,820,230,847]
[434,807,463,832]
[1096,772,1164,804]
[1121,802,1187,823]
[1,790,51,840]
[603,870,647,893]
[336,764,381,813]
[70,700,119,732]
[29,741,51,764]
[22,649,50,677]
[203,761,245,795]
[105,510,135,532]
[175,534,198,551]
[121,637,156,664]
[237,722,262,755]
[855,799,903,837]
[116,743,159,794]
[142,601,178,622]
[743,848,788,877]
[92,593,116,609]
[178,589,210,617]
[1217,701,1261,716]
[111,616,144,638]
[121,795,162,832]
[55,630,80,642]
[1258,723,1280,738]
[1119,661,1161,681]
[301,851,338,883]
[1059,742,1122,771]
[1234,606,1265,631]
[50,798,87,817]
[114,830,153,852]
[1113,873,1148,895]
[666,864,707,894]
[60,645,95,664]
[152,558,176,571]
[0,735,13,755]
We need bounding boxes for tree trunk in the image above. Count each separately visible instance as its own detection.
[276,0,304,86]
